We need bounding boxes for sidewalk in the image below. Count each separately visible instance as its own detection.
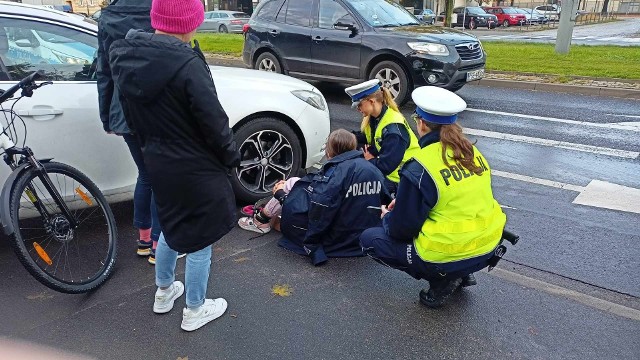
[205,54,640,100]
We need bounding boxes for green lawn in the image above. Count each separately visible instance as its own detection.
[194,33,244,56]
[483,42,640,79]
[195,33,640,80]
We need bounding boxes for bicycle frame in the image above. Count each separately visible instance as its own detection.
[0,132,78,236]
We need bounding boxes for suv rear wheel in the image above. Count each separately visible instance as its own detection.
[231,117,302,203]
[255,52,282,74]
[370,60,410,106]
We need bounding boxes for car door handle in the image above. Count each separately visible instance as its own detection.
[313,36,324,42]
[17,107,64,118]
[269,29,280,36]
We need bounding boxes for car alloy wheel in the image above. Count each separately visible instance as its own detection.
[375,68,401,100]
[237,130,294,195]
[258,58,277,72]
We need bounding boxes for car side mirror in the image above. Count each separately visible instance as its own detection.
[15,39,34,48]
[334,21,357,34]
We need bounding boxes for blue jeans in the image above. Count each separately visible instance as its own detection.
[155,234,212,309]
[123,134,161,241]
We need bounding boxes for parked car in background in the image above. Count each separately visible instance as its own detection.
[451,7,497,29]
[198,10,251,33]
[534,5,560,21]
[243,0,487,105]
[515,8,548,25]
[483,7,526,27]
[0,1,330,203]
[414,8,436,25]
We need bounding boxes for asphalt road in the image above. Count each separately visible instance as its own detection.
[1,84,639,359]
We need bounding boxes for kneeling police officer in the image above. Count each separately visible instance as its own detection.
[360,86,509,308]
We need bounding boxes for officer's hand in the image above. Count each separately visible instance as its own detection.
[363,145,375,161]
[387,199,396,211]
[380,205,389,218]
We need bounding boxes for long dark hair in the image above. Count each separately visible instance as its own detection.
[425,122,484,175]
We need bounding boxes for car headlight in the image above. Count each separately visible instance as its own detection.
[407,42,449,56]
[52,50,89,65]
[292,90,326,111]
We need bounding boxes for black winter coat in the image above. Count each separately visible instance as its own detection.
[109,31,241,253]
[96,0,152,134]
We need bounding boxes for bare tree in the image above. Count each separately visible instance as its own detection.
[601,0,610,13]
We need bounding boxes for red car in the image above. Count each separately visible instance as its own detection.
[483,7,527,27]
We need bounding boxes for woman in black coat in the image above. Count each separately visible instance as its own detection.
[109,0,240,332]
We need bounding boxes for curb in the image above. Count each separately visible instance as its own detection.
[204,56,640,100]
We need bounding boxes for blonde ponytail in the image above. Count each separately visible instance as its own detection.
[381,87,399,113]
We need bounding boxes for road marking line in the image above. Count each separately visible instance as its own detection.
[464,128,639,159]
[606,114,640,120]
[493,170,640,214]
[466,108,640,132]
[488,268,640,322]
[573,180,640,215]
[492,170,585,192]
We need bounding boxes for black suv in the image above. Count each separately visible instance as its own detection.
[451,7,498,29]
[243,0,486,104]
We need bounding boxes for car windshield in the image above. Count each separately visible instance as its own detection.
[346,0,419,27]
[232,12,250,18]
[503,8,518,14]
[514,9,527,14]
[466,7,487,15]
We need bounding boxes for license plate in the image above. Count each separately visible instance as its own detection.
[466,68,485,82]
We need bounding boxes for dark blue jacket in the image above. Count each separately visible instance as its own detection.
[279,150,387,265]
[383,131,440,242]
[96,0,152,134]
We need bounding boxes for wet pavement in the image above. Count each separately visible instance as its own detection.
[1,84,639,359]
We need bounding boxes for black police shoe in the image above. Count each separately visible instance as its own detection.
[419,278,463,309]
[461,274,477,287]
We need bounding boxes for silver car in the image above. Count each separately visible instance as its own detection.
[198,10,250,33]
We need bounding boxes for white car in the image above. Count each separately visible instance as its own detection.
[534,5,560,21]
[0,2,330,203]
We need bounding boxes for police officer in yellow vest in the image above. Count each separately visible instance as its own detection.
[359,86,507,308]
[346,80,420,194]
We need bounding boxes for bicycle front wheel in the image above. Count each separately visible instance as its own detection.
[8,162,117,294]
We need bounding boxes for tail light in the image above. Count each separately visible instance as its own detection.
[242,24,250,33]
[231,19,243,24]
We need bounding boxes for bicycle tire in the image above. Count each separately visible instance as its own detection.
[8,162,117,294]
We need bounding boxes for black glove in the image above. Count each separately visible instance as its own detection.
[351,130,367,149]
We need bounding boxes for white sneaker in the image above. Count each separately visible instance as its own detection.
[181,298,228,332]
[153,281,185,314]
[238,217,271,234]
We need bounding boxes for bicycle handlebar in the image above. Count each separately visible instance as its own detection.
[0,71,43,104]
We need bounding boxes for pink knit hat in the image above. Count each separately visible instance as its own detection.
[151,0,205,34]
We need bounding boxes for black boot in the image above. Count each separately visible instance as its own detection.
[461,273,477,287]
[419,278,463,309]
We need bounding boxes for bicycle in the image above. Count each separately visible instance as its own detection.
[0,71,117,294]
